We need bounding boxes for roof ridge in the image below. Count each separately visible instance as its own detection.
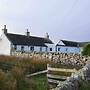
[7,33,49,39]
[61,39,78,43]
[5,33,53,46]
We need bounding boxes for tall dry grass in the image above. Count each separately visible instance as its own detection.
[0,66,37,90]
[0,69,17,90]
[0,55,51,74]
[0,55,51,90]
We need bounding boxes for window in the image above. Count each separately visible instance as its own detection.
[66,48,68,52]
[21,46,24,51]
[58,48,60,51]
[14,45,17,50]
[46,47,47,52]
[40,47,42,52]
[50,48,52,51]
[30,46,34,51]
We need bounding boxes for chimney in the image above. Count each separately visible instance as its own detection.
[45,32,49,39]
[2,25,7,34]
[26,29,30,36]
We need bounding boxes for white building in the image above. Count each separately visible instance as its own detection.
[56,40,86,54]
[0,25,89,55]
[0,25,54,55]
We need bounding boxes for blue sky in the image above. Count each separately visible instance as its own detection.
[0,0,90,43]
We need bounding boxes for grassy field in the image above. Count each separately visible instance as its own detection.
[79,80,90,90]
[0,55,50,90]
[30,74,48,90]
[29,74,90,90]
[0,55,90,90]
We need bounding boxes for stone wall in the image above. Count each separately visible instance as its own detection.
[12,52,90,90]
[54,62,90,90]
[12,52,89,69]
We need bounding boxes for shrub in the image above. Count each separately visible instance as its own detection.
[82,43,90,56]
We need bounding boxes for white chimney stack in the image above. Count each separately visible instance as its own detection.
[26,29,30,36]
[2,25,7,34]
[45,32,49,39]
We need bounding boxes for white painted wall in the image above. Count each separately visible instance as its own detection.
[13,44,81,54]
[0,33,82,55]
[24,46,29,52]
[42,47,47,52]
[0,33,11,55]
[45,43,55,52]
[16,45,21,51]
[56,46,81,54]
[34,46,40,52]
[33,46,47,52]
[13,45,47,53]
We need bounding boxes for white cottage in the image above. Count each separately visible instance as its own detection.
[0,25,54,55]
[56,40,81,54]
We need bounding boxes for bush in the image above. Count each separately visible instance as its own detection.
[82,44,90,56]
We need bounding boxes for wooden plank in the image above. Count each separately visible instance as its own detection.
[48,78,60,84]
[47,67,77,73]
[26,70,47,77]
[47,74,67,80]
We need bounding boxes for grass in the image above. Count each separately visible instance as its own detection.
[79,80,90,90]
[0,55,50,90]
[0,55,50,74]
[0,55,90,90]
[30,74,48,90]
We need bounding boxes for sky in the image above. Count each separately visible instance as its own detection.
[0,0,90,43]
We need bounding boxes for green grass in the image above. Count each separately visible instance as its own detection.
[30,74,90,90]
[30,74,48,90]
[79,80,90,90]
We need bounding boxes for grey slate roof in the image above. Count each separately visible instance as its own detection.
[61,40,79,47]
[5,33,53,46]
[56,40,90,47]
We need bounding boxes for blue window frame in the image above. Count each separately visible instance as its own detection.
[58,48,60,51]
[50,48,52,51]
[30,46,34,51]
[40,47,42,52]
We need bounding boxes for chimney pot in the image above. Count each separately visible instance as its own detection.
[26,29,30,36]
[2,25,7,34]
[45,32,49,39]
[4,25,6,29]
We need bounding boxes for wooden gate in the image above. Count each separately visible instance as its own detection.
[47,64,77,89]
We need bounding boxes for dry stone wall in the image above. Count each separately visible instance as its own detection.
[54,62,90,90]
[12,52,90,90]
